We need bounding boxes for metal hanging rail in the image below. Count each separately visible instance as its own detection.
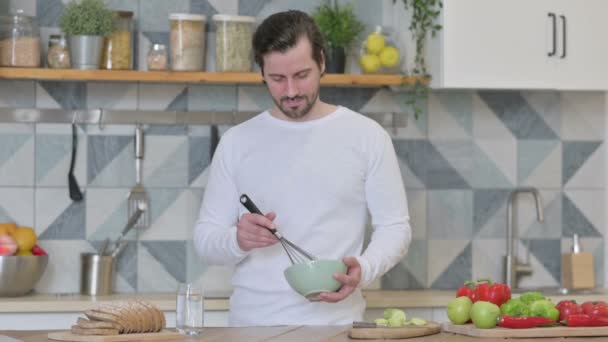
[0,108,408,129]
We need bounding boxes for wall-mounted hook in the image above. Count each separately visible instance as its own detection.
[98,109,105,131]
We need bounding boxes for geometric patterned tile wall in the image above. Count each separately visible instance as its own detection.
[1,0,605,293]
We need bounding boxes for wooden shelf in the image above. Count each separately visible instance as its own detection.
[0,68,422,87]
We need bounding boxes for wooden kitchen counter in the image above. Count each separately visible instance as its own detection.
[2,328,606,341]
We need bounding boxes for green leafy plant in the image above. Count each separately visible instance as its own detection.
[59,0,115,36]
[394,0,443,119]
[312,0,364,49]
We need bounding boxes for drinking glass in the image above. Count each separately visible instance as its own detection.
[176,282,204,335]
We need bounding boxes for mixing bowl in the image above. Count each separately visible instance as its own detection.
[284,259,347,300]
[0,255,48,296]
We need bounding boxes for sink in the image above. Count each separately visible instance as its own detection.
[512,287,606,296]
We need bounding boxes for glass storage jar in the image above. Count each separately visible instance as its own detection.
[101,11,134,70]
[147,44,168,70]
[0,9,41,67]
[47,34,70,69]
[169,13,206,71]
[212,14,255,72]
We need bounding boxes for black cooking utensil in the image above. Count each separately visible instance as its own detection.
[68,122,83,201]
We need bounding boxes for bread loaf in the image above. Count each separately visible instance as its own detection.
[73,300,165,335]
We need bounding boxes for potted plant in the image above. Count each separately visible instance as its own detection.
[312,0,364,74]
[59,0,114,69]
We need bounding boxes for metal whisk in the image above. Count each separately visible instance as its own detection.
[240,194,316,265]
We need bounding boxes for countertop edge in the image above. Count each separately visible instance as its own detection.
[0,290,606,313]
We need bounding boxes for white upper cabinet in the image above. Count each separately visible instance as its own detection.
[426,0,608,90]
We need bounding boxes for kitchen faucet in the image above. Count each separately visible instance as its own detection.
[504,188,544,289]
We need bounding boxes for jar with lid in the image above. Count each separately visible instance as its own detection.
[359,26,403,74]
[101,11,134,70]
[169,13,206,71]
[147,44,168,71]
[47,34,70,69]
[0,9,41,67]
[212,15,255,72]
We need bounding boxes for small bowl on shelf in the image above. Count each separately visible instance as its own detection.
[0,255,48,296]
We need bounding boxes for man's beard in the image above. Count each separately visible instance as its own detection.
[272,90,319,120]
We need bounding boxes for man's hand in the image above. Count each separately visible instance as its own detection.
[236,212,279,252]
[317,256,361,303]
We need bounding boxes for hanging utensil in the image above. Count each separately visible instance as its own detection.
[127,124,149,228]
[107,201,146,257]
[68,119,83,201]
[239,194,316,265]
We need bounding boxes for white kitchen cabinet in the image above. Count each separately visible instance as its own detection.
[427,0,608,90]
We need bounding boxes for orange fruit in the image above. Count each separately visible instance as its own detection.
[12,226,37,252]
[0,222,17,235]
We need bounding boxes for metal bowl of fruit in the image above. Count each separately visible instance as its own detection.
[0,225,48,296]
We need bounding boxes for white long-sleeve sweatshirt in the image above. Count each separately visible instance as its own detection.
[194,106,411,326]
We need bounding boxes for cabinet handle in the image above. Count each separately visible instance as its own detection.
[560,15,567,58]
[548,12,556,57]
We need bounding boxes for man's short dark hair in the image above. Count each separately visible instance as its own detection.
[252,10,327,74]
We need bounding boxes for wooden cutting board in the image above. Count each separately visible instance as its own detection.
[443,322,608,338]
[348,322,441,339]
[47,330,183,341]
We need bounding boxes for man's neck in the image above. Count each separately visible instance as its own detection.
[270,101,338,122]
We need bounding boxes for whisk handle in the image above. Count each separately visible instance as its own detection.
[239,194,282,239]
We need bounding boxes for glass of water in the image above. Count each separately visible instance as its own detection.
[176,282,204,335]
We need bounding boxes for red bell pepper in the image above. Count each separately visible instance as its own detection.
[564,314,608,327]
[475,278,511,307]
[31,244,47,256]
[456,281,477,302]
[581,301,608,317]
[556,300,582,321]
[497,315,555,329]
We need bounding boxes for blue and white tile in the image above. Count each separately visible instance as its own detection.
[428,190,473,239]
[474,189,510,239]
[562,141,602,187]
[139,188,191,240]
[87,82,138,110]
[473,140,516,188]
[237,85,272,112]
[34,240,94,294]
[113,241,138,292]
[188,85,237,111]
[428,91,472,140]
[36,188,86,240]
[518,140,561,188]
[188,135,212,187]
[393,140,426,188]
[432,141,473,188]
[359,88,401,114]
[187,240,235,292]
[393,91,429,139]
[256,0,320,20]
[521,191,562,239]
[37,82,87,109]
[0,132,34,186]
[87,132,134,187]
[472,239,505,282]
[561,92,605,141]
[85,188,132,240]
[428,240,471,289]
[138,84,187,111]
[522,91,562,139]
[144,135,188,187]
[35,124,87,187]
[406,189,426,239]
[561,237,604,287]
[562,190,603,238]
[564,143,604,189]
[396,156,424,189]
[13,0,36,17]
[472,93,516,140]
[517,190,561,239]
[382,239,427,289]
[0,80,36,107]
[518,239,561,288]
[0,188,33,227]
[139,0,190,32]
[209,0,237,15]
[138,241,187,292]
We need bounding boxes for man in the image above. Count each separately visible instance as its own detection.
[194,10,411,326]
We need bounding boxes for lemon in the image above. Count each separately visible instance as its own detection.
[379,46,400,68]
[360,54,381,73]
[12,226,37,252]
[365,33,385,55]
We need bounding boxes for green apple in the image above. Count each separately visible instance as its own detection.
[447,296,473,325]
[470,301,501,329]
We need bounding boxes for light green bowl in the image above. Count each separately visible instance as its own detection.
[283,259,347,300]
